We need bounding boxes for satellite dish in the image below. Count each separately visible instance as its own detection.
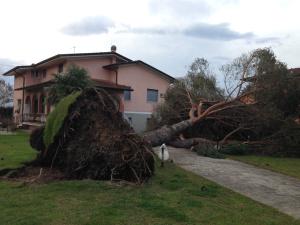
[111,45,117,52]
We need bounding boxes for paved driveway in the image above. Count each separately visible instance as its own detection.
[154,146,300,219]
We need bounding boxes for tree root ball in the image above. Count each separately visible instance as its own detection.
[30,88,154,183]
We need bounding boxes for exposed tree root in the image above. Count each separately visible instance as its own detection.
[29,88,155,183]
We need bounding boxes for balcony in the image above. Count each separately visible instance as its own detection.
[15,113,47,128]
[23,113,47,123]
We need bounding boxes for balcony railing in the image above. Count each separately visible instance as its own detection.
[22,113,47,123]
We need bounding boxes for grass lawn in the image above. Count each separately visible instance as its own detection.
[1,132,300,225]
[229,155,300,179]
[0,131,37,170]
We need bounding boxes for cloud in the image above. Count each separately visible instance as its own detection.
[255,36,282,45]
[184,23,254,41]
[121,27,170,35]
[61,11,258,42]
[0,58,19,74]
[61,16,114,36]
[211,56,232,62]
[0,58,21,84]
[149,0,211,19]
[119,23,255,41]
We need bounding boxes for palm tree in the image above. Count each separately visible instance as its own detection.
[48,64,91,104]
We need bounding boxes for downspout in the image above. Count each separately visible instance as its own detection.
[115,69,118,84]
[21,74,25,123]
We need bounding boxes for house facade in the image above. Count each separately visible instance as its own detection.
[3,46,175,132]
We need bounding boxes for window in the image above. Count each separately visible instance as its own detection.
[31,70,42,78]
[42,69,47,78]
[16,99,21,112]
[147,89,158,102]
[58,63,64,73]
[33,95,39,114]
[124,90,131,101]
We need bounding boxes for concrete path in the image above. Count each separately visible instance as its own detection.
[155,147,300,219]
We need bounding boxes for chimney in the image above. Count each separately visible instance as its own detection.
[111,45,117,52]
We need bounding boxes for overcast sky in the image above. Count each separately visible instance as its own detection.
[1,0,299,85]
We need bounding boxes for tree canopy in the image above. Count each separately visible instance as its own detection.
[250,48,299,118]
[221,48,300,118]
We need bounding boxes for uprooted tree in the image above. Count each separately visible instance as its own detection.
[30,88,154,183]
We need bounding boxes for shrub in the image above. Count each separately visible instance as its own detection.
[261,121,300,157]
[30,126,45,152]
[0,107,13,120]
[0,118,16,131]
[193,143,225,159]
[220,143,250,155]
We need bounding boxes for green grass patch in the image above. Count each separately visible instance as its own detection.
[43,91,81,147]
[229,155,300,179]
[0,131,36,170]
[1,133,300,225]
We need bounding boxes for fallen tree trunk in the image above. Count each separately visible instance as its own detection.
[143,120,194,147]
[144,95,249,146]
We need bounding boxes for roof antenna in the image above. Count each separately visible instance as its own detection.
[73,46,76,54]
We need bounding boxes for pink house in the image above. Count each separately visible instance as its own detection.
[3,46,175,132]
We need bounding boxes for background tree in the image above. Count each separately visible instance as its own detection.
[185,58,224,101]
[0,78,13,107]
[147,58,224,129]
[220,48,300,156]
[251,49,299,118]
[222,48,300,119]
[48,65,92,104]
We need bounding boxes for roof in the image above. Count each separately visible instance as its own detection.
[3,52,132,76]
[289,68,300,77]
[92,79,132,91]
[14,80,54,91]
[14,79,132,92]
[103,60,175,81]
